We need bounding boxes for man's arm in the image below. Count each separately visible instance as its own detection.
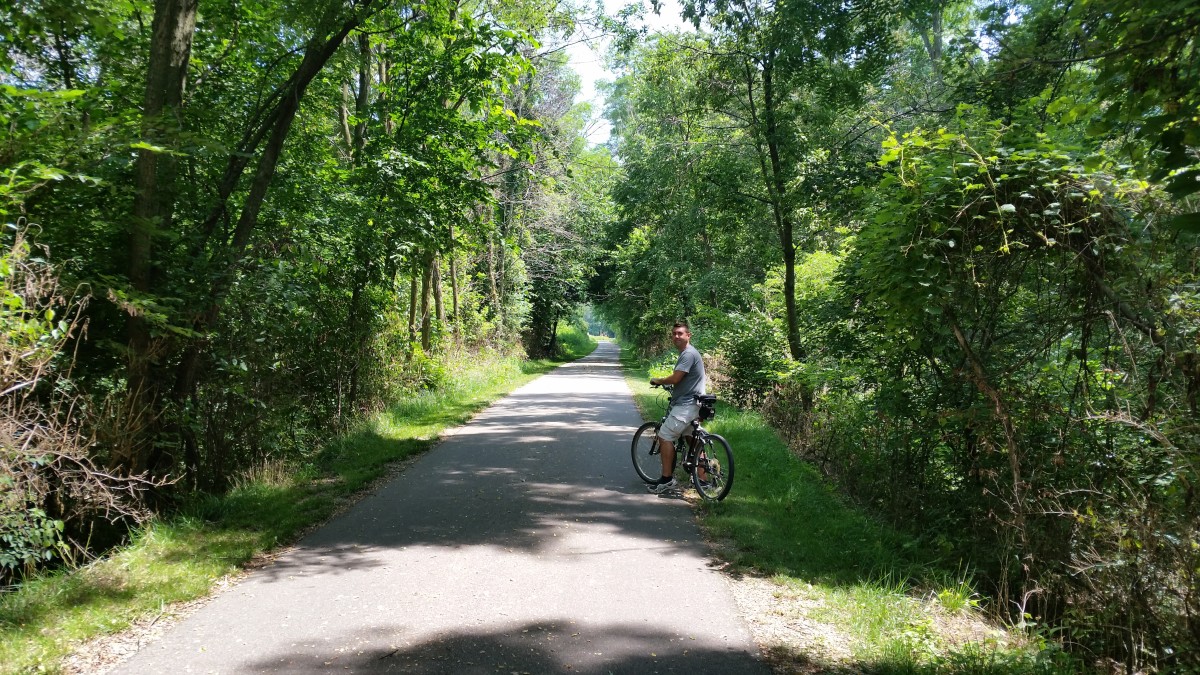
[650,370,688,386]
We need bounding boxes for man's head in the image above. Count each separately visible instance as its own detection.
[671,321,691,352]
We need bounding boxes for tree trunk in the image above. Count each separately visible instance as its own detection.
[433,253,445,324]
[122,0,198,474]
[408,262,419,346]
[449,223,460,335]
[743,55,805,364]
[379,49,394,135]
[760,57,804,363]
[344,35,371,406]
[487,230,502,319]
[420,249,433,351]
[339,81,353,148]
[950,319,1030,576]
[346,279,363,406]
[917,1,945,87]
[194,0,373,254]
[352,31,370,158]
[52,30,77,90]
[701,228,717,307]
[225,16,353,258]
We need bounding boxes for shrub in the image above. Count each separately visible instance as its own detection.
[0,228,152,582]
[712,312,789,407]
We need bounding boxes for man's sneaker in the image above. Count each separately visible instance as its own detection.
[647,477,679,494]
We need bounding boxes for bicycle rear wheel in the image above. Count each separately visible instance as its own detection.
[631,421,663,483]
[692,433,734,501]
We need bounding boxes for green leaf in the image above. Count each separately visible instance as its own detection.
[130,141,168,152]
[1165,170,1200,199]
[1165,212,1200,233]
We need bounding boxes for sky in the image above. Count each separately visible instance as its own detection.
[563,0,690,145]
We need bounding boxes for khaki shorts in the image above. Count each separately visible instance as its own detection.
[658,403,700,442]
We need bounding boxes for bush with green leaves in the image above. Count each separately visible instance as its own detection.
[0,500,64,575]
[711,311,789,407]
[836,105,1200,668]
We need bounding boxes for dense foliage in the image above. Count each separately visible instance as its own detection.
[4,0,1198,669]
[1,0,604,582]
[595,0,1199,669]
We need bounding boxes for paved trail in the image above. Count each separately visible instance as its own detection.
[116,342,765,674]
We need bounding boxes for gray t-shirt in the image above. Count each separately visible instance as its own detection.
[671,344,706,406]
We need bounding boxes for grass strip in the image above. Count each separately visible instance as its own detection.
[619,345,1081,674]
[0,335,596,675]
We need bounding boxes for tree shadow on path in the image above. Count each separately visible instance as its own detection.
[242,618,756,674]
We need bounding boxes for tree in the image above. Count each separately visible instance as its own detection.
[678,0,895,363]
[1,0,574,491]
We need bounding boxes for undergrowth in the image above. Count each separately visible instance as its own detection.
[0,335,595,675]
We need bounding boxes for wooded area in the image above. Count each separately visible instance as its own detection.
[2,0,606,576]
[2,0,1197,671]
[593,0,1198,670]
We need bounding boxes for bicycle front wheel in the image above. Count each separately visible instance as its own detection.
[631,421,663,483]
[692,433,734,501]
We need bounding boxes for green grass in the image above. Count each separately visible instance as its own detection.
[0,346,585,675]
[621,345,1084,674]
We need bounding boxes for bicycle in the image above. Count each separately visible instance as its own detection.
[631,384,734,501]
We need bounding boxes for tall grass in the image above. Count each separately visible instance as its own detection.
[0,347,577,674]
[621,346,1086,674]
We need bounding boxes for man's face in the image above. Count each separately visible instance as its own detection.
[671,326,690,351]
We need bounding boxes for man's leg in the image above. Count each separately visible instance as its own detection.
[649,404,697,492]
[647,435,678,493]
[658,437,675,480]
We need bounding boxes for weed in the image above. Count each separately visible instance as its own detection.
[934,580,981,615]
[229,458,295,491]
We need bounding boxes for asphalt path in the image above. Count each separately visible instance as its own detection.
[115,341,766,674]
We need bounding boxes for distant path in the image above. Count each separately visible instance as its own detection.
[115,341,766,674]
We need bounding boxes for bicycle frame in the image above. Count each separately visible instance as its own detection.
[634,383,733,500]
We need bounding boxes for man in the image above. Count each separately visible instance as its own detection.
[647,321,706,494]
